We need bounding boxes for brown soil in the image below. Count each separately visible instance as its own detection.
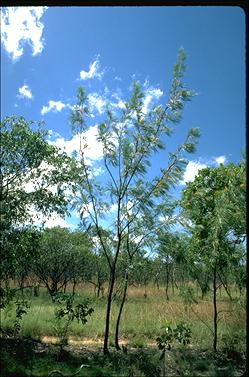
[41,335,156,347]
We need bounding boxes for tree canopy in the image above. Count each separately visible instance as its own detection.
[0,116,80,283]
[0,115,79,231]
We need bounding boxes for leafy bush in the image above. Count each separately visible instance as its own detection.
[52,293,94,348]
[156,322,192,355]
[0,296,30,336]
[221,330,246,364]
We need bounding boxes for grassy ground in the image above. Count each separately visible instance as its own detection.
[0,283,246,376]
[1,284,246,349]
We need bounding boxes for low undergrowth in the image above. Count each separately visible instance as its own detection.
[0,337,246,377]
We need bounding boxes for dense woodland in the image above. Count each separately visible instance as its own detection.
[0,49,246,376]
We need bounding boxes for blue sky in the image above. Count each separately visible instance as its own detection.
[1,6,245,229]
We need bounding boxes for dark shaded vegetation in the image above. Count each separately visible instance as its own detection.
[0,336,246,377]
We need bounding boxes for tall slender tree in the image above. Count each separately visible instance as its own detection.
[70,48,200,354]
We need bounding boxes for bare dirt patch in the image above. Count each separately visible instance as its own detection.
[41,335,157,348]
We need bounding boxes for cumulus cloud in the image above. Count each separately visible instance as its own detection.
[25,205,75,229]
[18,84,33,99]
[142,87,163,114]
[21,161,76,229]
[42,214,76,229]
[114,99,126,109]
[49,125,103,162]
[23,161,67,195]
[1,6,48,61]
[41,100,68,115]
[109,91,126,111]
[180,155,228,185]
[88,93,107,114]
[214,155,226,165]
[110,96,126,110]
[79,56,103,80]
[181,161,207,184]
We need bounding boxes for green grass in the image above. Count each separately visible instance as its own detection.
[0,284,246,352]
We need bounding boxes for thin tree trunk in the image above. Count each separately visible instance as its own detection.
[18,275,25,296]
[165,272,170,301]
[165,265,170,300]
[51,280,58,297]
[213,263,218,352]
[219,273,233,301]
[103,196,122,355]
[97,284,100,298]
[72,278,77,296]
[115,269,129,350]
[103,267,116,354]
[97,276,103,298]
[101,286,104,298]
[171,267,175,295]
[63,280,67,293]
[156,279,160,290]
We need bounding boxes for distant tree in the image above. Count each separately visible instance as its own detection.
[157,232,174,300]
[88,251,109,298]
[156,231,190,299]
[66,230,94,295]
[70,48,200,353]
[0,227,40,292]
[130,254,153,295]
[157,232,176,300]
[180,161,246,352]
[10,228,40,292]
[33,227,91,300]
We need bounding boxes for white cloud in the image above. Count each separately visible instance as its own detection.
[18,84,33,99]
[133,235,143,245]
[180,155,228,185]
[181,161,207,184]
[49,125,103,162]
[22,161,68,196]
[1,6,48,61]
[24,206,75,229]
[214,155,226,165]
[41,100,67,115]
[111,99,126,110]
[115,100,126,109]
[47,129,62,140]
[43,214,75,229]
[159,215,171,223]
[142,87,163,114]
[109,92,126,111]
[92,166,104,177]
[20,161,76,229]
[79,56,103,80]
[127,200,134,215]
[109,203,118,213]
[88,93,106,114]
